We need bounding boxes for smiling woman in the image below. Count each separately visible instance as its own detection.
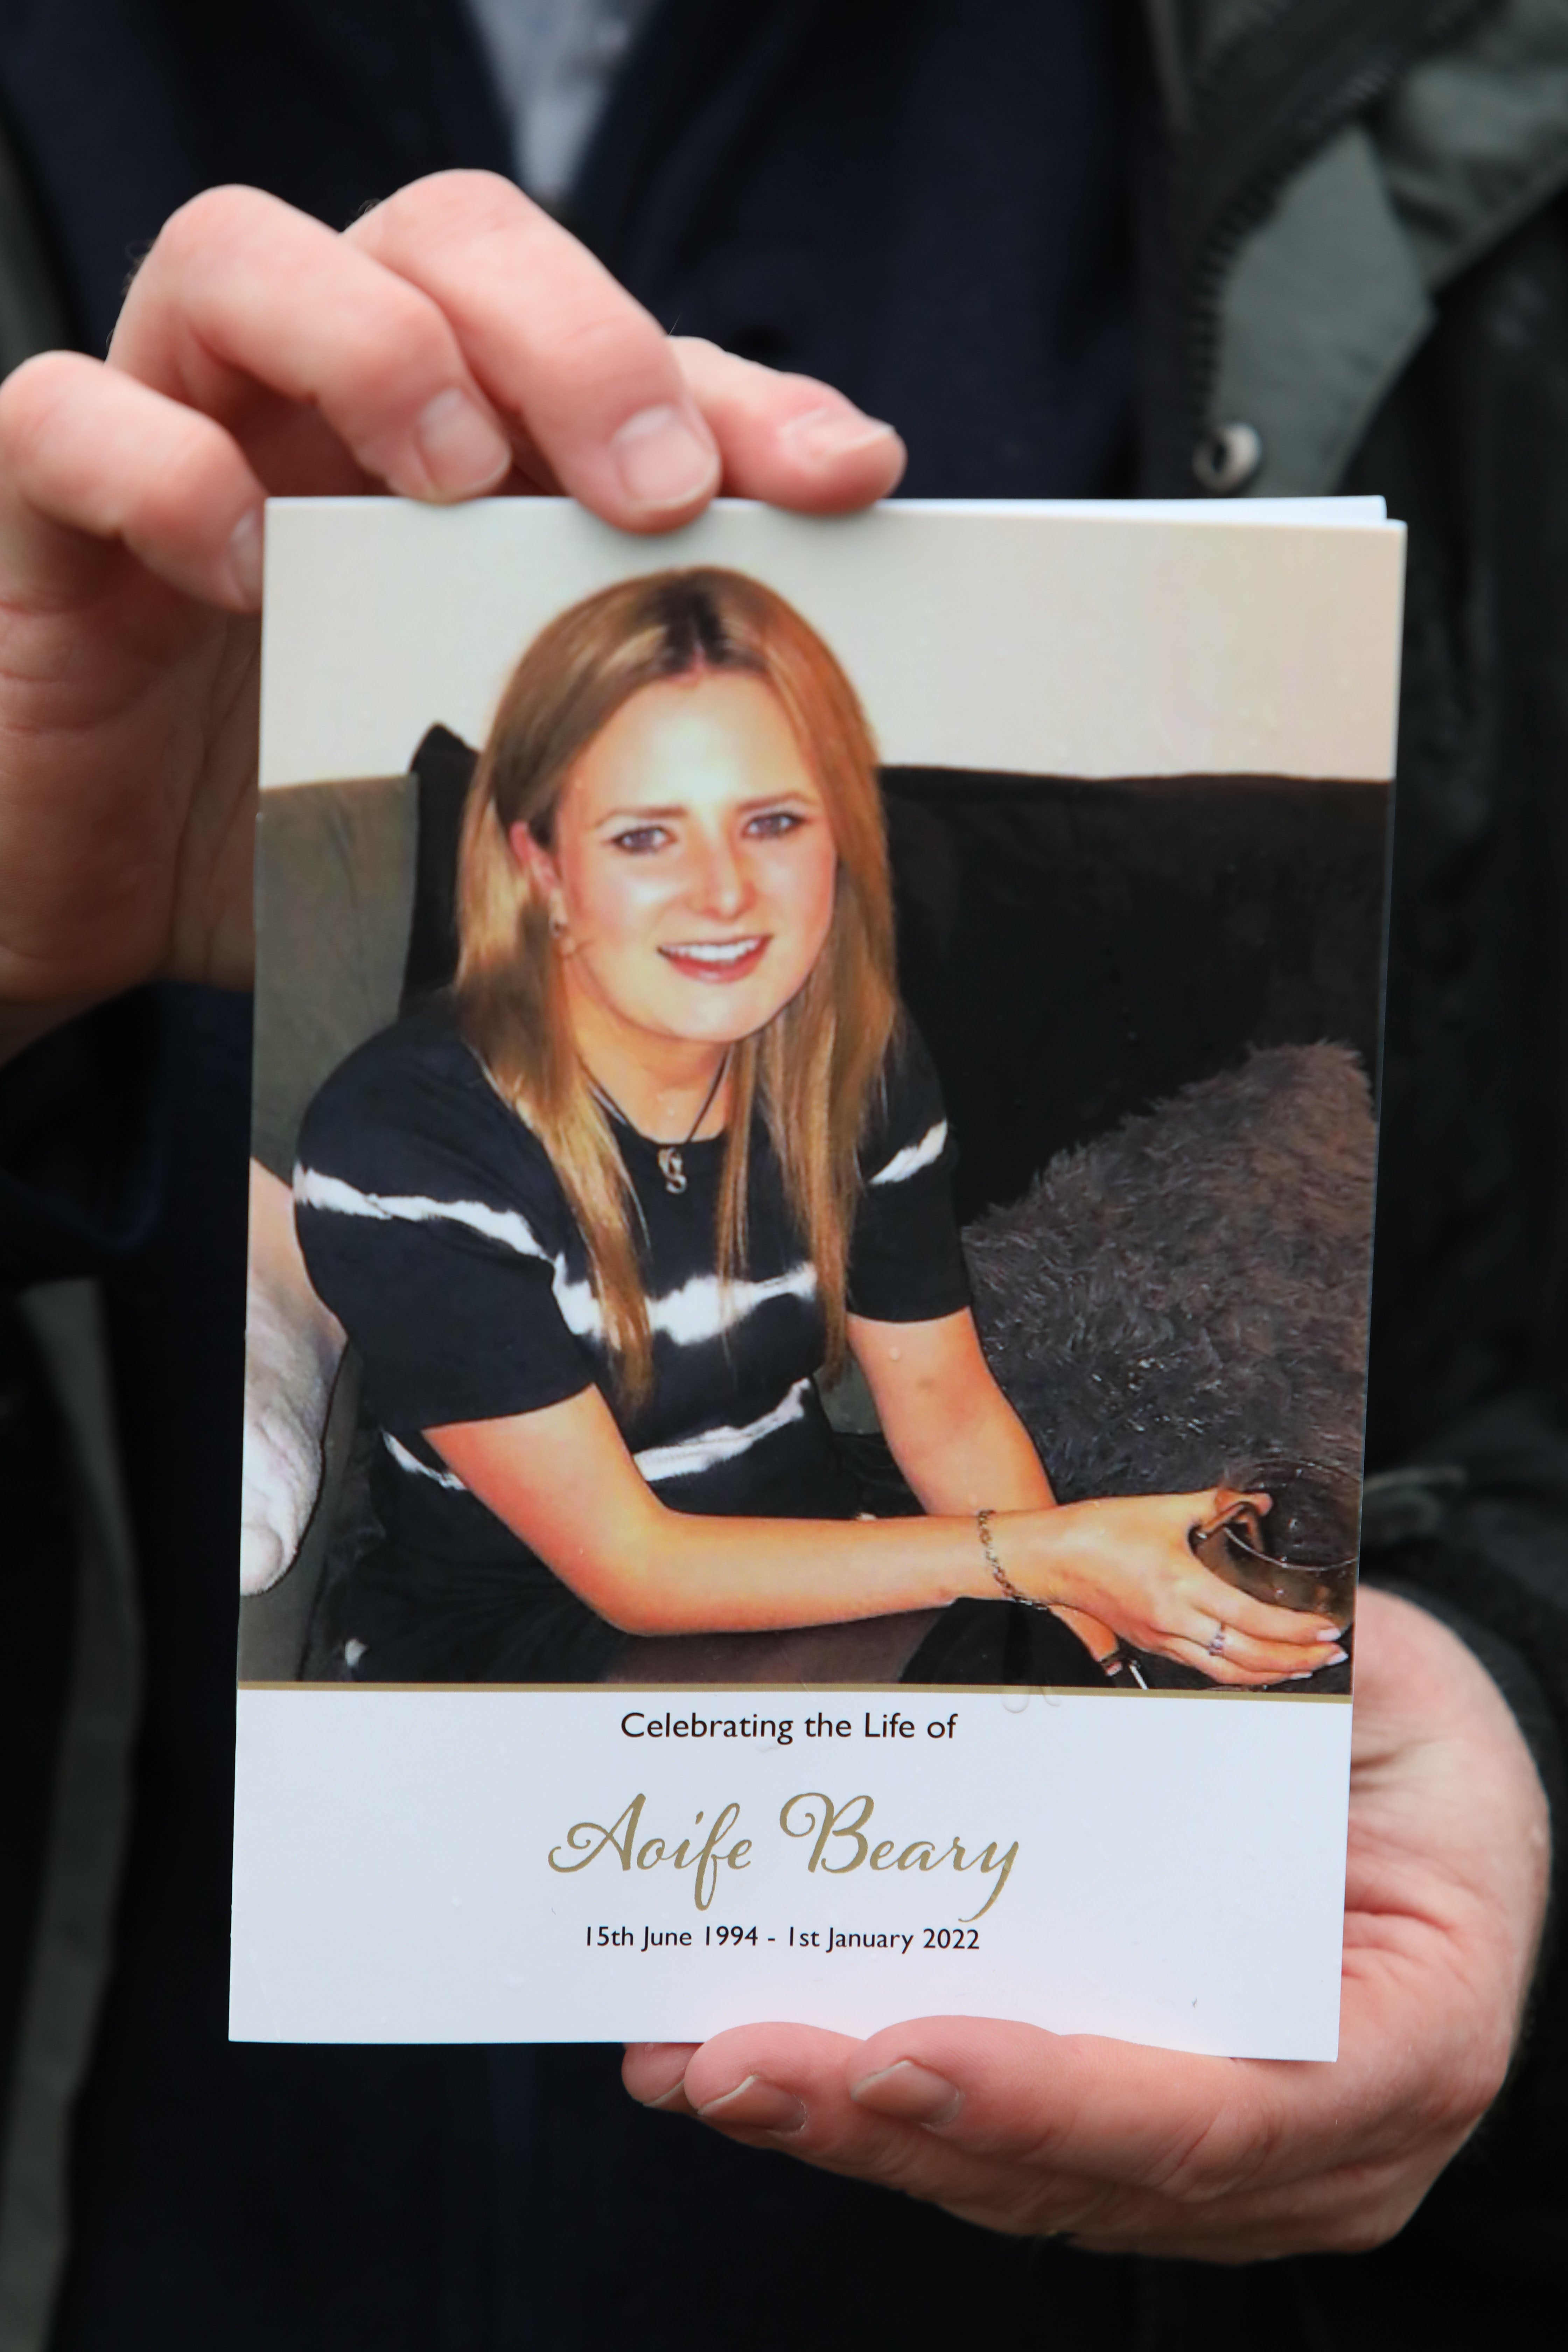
[451,570,893,1405]
[290,570,1341,1687]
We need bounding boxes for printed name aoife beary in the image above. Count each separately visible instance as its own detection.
[548,1789,1021,1918]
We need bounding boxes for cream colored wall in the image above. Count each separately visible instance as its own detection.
[258,496,1401,791]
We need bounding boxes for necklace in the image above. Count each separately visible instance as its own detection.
[589,1051,730,1195]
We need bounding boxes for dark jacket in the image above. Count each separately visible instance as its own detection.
[1,3,1566,2346]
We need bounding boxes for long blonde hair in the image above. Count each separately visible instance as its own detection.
[453,567,899,1405]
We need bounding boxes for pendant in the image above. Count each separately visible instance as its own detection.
[657,1147,687,1195]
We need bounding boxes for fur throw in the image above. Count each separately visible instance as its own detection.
[964,1044,1374,1503]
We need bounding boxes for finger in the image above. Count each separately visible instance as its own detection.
[1160,1640,1329,1687]
[855,1927,1498,2196]
[841,2017,1355,2201]
[679,2021,1176,2203]
[678,2019,1341,2246]
[681,2021,854,2141]
[113,184,514,503]
[676,2022,1050,2226]
[622,2042,700,2116]
[0,350,267,609]
[1165,1621,1347,1681]
[1190,1567,1345,1650]
[681,2035,1415,2255]
[350,172,721,530]
[672,339,906,510]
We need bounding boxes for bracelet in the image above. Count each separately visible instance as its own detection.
[976,1509,1138,1681]
[975,1507,1052,1611]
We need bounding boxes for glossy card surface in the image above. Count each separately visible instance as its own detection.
[234,496,1401,2053]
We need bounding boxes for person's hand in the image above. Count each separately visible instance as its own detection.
[1012,1489,1343,1686]
[0,171,904,1054]
[623,1588,1552,2257]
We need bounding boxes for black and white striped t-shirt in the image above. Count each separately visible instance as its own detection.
[294,1006,968,1681]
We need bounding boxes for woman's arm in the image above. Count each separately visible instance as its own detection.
[428,1382,1345,1684]
[847,1308,1052,1515]
[849,1307,1117,1662]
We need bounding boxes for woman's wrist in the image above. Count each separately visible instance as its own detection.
[987,1502,1101,1616]
[962,1509,1122,1663]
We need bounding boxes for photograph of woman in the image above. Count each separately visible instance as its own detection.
[291,567,1346,1691]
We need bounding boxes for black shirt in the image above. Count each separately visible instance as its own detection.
[294,1006,968,1679]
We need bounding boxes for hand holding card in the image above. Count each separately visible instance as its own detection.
[0,140,1548,2298]
[628,1590,1551,2256]
[0,170,901,1051]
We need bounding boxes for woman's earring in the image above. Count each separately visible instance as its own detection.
[548,902,569,944]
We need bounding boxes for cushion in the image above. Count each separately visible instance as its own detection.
[252,775,417,1182]
[964,1042,1375,1502]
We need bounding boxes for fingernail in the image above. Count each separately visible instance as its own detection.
[412,388,512,499]
[778,405,900,464]
[851,2059,964,2126]
[694,2074,807,2135]
[1316,1626,1350,1643]
[641,2079,692,2112]
[627,2043,694,2111]
[609,403,720,512]
[1326,1647,1349,1665]
[226,507,264,606]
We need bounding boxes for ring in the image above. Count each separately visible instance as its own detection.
[1207,1622,1227,1658]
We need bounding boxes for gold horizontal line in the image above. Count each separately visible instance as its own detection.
[237,1680,1351,1703]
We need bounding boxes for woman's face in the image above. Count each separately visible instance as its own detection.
[513,671,839,1055]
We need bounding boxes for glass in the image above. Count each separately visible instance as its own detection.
[1190,1456,1358,1626]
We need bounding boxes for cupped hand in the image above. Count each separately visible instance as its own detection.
[0,171,904,1039]
[1009,1489,1344,1686]
[624,1589,1551,2258]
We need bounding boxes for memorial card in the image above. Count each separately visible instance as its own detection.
[233,495,1402,2056]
